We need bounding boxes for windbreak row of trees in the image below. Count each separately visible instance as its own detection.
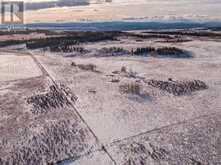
[101,47,128,53]
[26,38,78,49]
[26,31,121,49]
[50,45,87,53]
[0,40,25,47]
[129,33,174,39]
[133,47,155,55]
[144,31,221,38]
[0,29,66,36]
[133,46,192,58]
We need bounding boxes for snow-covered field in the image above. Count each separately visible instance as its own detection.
[0,52,42,81]
[0,31,221,164]
[34,35,221,164]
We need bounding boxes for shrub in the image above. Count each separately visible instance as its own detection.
[119,83,141,95]
[121,66,127,73]
[77,64,97,72]
[127,69,137,78]
[71,62,77,66]
[112,70,120,74]
[111,79,120,83]
[71,62,98,72]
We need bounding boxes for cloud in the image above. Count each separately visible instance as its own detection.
[25,0,91,10]
[25,0,113,11]
[24,0,221,23]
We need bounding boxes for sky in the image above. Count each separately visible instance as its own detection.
[4,0,221,23]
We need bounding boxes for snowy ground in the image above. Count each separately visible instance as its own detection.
[0,31,221,164]
[0,52,42,81]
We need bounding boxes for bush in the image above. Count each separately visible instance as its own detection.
[77,64,97,72]
[71,62,77,67]
[121,66,127,73]
[111,79,120,83]
[119,83,141,95]
[71,62,98,72]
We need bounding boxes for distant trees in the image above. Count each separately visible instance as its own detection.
[143,31,221,38]
[148,79,208,96]
[156,47,184,55]
[133,46,191,58]
[134,47,155,55]
[26,38,79,50]
[0,40,25,47]
[26,31,120,50]
[99,47,129,56]
[101,47,127,53]
[49,44,87,53]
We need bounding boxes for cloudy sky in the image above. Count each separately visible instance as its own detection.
[11,0,221,23]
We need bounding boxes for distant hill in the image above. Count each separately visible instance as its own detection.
[1,21,221,31]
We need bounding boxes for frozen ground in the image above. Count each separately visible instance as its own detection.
[0,31,221,164]
[0,52,42,81]
[0,52,99,165]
